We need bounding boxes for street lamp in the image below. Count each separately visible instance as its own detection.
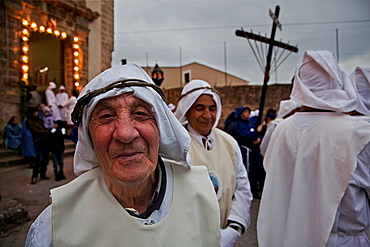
[151,63,164,86]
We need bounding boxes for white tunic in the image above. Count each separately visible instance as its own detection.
[188,127,252,231]
[55,92,69,122]
[258,112,370,247]
[45,88,61,121]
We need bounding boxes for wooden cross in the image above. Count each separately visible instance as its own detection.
[236,5,298,125]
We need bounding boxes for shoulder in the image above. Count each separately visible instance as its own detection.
[213,128,237,145]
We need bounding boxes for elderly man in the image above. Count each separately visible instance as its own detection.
[175,79,252,247]
[25,64,220,246]
[257,50,370,246]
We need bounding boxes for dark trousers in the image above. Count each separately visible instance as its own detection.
[32,147,49,178]
[248,149,265,195]
[51,151,64,176]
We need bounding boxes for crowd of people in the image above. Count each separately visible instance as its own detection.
[2,83,78,184]
[1,48,368,246]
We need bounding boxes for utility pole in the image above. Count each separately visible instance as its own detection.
[236,5,298,125]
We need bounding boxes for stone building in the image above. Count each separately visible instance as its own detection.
[0,0,114,135]
[144,62,250,90]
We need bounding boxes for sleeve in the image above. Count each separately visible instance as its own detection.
[260,122,278,157]
[62,97,72,108]
[25,205,52,247]
[227,138,253,234]
[4,126,18,139]
[233,121,258,146]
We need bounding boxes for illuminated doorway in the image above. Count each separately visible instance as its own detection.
[28,32,64,90]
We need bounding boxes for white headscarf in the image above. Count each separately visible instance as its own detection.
[174,79,221,128]
[349,67,370,116]
[290,50,357,112]
[48,82,56,90]
[276,99,301,119]
[73,64,191,175]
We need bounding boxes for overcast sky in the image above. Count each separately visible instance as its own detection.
[112,0,370,84]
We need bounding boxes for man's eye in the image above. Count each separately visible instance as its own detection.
[133,110,151,121]
[98,113,115,120]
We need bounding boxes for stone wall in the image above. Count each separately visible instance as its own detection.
[164,83,293,128]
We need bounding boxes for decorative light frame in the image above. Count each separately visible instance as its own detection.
[20,19,80,88]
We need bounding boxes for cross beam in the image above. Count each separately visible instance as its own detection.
[235,30,298,53]
[236,5,298,125]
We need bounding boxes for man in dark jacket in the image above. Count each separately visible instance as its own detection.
[26,107,50,184]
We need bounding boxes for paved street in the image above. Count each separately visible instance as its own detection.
[0,156,259,246]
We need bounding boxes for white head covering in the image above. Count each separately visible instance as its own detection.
[167,103,176,111]
[48,82,56,90]
[59,85,66,91]
[290,50,357,112]
[276,99,301,119]
[73,63,191,176]
[349,67,370,116]
[174,79,221,128]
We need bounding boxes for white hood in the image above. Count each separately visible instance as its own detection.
[174,79,221,128]
[290,50,357,112]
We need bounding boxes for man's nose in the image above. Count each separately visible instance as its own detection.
[112,117,139,143]
[202,108,212,119]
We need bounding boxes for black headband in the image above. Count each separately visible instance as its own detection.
[71,79,166,127]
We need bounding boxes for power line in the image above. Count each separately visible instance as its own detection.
[116,19,370,34]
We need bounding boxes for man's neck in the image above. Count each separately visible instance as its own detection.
[104,172,157,214]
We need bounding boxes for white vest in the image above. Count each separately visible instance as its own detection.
[51,164,220,246]
[188,128,236,228]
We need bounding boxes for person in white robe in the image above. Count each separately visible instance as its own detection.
[61,89,78,127]
[260,99,301,157]
[55,85,69,123]
[348,67,370,119]
[175,79,253,247]
[257,50,370,247]
[44,82,61,121]
[25,64,220,246]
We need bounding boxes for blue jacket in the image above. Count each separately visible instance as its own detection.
[3,123,22,150]
[21,118,36,157]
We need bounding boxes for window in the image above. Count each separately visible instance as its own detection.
[183,70,191,84]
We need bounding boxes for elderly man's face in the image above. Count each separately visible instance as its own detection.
[89,93,159,186]
[185,94,216,136]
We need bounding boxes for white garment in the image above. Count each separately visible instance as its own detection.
[25,161,219,246]
[56,91,69,122]
[349,67,370,116]
[258,112,370,247]
[174,78,252,246]
[259,118,282,157]
[188,126,252,230]
[45,85,62,121]
[290,50,357,113]
[62,96,77,125]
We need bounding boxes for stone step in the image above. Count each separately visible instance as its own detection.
[0,140,75,168]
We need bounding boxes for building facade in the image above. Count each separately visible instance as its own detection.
[144,62,250,90]
[0,0,114,135]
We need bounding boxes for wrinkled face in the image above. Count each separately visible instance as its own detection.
[185,94,216,136]
[88,93,159,187]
